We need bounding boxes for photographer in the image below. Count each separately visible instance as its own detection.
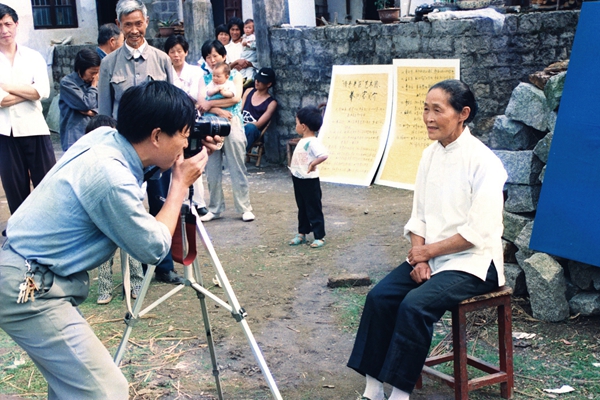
[0,81,217,399]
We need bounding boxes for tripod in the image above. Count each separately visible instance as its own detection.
[113,202,282,400]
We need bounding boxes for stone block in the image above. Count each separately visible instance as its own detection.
[327,273,371,288]
[544,71,566,111]
[505,83,551,131]
[538,165,546,183]
[569,292,600,316]
[503,239,518,263]
[493,150,543,185]
[489,115,543,151]
[567,260,600,291]
[546,110,557,133]
[505,184,541,213]
[522,253,569,321]
[565,278,582,301]
[533,131,553,164]
[504,263,528,296]
[514,221,535,268]
[503,211,534,242]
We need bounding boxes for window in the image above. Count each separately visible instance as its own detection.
[31,0,78,29]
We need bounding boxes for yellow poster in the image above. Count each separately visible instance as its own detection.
[319,65,394,186]
[375,59,460,190]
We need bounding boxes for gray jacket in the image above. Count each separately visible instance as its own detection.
[98,43,173,119]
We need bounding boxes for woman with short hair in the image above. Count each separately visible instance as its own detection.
[197,40,254,222]
[58,48,101,151]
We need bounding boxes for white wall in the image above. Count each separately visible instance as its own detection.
[288,0,316,27]
[242,0,253,20]
[3,0,98,58]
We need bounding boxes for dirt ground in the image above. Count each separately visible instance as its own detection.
[1,143,600,400]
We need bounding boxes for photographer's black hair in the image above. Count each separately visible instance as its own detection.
[117,81,196,144]
[296,106,323,133]
[215,24,229,38]
[97,23,121,46]
[164,34,189,54]
[74,48,101,76]
[201,39,227,59]
[227,17,244,33]
[85,115,117,134]
[0,3,18,23]
[429,79,478,123]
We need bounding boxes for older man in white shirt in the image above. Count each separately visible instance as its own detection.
[0,4,56,219]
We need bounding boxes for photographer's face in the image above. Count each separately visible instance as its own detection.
[155,126,190,169]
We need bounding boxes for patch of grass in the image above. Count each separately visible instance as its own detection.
[0,335,47,398]
[332,288,367,333]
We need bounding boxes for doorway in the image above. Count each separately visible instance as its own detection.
[96,0,119,26]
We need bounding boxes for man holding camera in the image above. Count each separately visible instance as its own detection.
[0,81,215,399]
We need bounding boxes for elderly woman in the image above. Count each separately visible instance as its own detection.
[348,80,507,400]
[197,40,254,222]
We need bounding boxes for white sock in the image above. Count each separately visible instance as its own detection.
[388,386,410,400]
[363,374,385,400]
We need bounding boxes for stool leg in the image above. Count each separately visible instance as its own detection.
[453,308,469,400]
[498,298,514,399]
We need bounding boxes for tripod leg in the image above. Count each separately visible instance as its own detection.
[191,258,224,400]
[114,263,157,366]
[195,219,283,400]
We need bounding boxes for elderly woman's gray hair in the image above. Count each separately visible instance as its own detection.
[116,0,147,22]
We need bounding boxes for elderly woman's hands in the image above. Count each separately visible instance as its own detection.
[407,245,432,265]
[410,262,431,284]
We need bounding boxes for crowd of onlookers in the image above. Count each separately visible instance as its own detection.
[2,0,282,304]
[1,0,330,309]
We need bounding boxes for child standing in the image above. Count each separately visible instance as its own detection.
[205,62,236,100]
[289,106,329,248]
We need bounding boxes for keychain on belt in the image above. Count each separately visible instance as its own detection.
[17,260,40,303]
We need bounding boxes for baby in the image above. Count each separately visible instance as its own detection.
[239,19,258,81]
[241,19,256,59]
[206,62,236,100]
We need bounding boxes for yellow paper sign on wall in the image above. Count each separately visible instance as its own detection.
[375,59,460,190]
[318,65,394,186]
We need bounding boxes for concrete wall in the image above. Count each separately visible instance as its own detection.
[263,10,579,164]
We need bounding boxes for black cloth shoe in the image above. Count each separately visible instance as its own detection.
[196,206,209,216]
[1,229,5,237]
[155,270,184,284]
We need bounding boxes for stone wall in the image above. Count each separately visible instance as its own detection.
[265,10,579,164]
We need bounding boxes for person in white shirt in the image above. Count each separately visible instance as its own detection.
[348,80,507,400]
[224,17,244,65]
[164,34,208,217]
[0,4,56,219]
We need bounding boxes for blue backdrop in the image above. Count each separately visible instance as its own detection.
[529,2,600,267]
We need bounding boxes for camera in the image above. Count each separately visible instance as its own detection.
[184,115,231,158]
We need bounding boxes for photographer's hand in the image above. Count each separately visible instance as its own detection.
[202,135,223,155]
[156,150,207,235]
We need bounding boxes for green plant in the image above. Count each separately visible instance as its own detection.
[375,0,396,9]
[156,14,179,27]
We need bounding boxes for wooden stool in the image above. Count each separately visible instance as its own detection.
[246,121,271,167]
[417,286,514,400]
